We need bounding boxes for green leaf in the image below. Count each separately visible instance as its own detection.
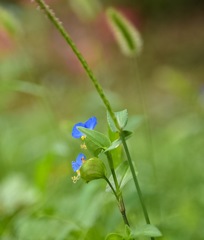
[105,138,121,152]
[107,127,122,167]
[78,127,111,149]
[125,224,131,237]
[106,161,132,192]
[121,130,133,139]
[118,161,132,189]
[84,137,102,156]
[107,109,128,132]
[107,111,118,132]
[106,7,142,57]
[105,233,123,240]
[131,224,162,238]
[105,131,133,152]
[117,109,128,129]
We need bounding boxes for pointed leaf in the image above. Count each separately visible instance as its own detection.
[78,127,111,149]
[131,224,162,238]
[106,161,133,192]
[105,233,123,240]
[107,111,118,132]
[119,162,133,189]
[121,130,133,139]
[107,128,122,167]
[105,131,133,153]
[116,109,128,129]
[85,137,103,156]
[125,224,131,237]
[107,109,129,132]
[104,138,121,152]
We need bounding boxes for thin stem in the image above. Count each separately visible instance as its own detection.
[34,0,120,130]
[106,152,130,227]
[104,176,119,201]
[106,152,120,192]
[105,176,129,226]
[120,132,154,240]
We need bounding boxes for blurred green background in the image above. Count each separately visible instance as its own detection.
[0,0,204,239]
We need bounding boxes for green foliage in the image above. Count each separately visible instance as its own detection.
[105,224,162,239]
[107,109,129,132]
[130,224,162,238]
[1,1,204,239]
[105,131,132,153]
[106,161,132,192]
[78,127,111,149]
[105,233,123,240]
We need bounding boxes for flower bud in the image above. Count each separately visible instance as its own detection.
[80,157,107,183]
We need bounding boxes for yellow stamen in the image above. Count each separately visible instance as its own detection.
[71,170,81,183]
[81,135,86,141]
[80,143,87,149]
[72,174,80,183]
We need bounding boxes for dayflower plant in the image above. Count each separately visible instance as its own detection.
[71,153,86,183]
[33,1,161,238]
[72,116,97,140]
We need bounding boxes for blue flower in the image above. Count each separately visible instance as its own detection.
[72,116,97,139]
[72,153,86,172]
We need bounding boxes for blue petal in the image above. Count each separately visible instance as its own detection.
[76,153,86,164]
[72,122,84,138]
[84,116,97,130]
[72,153,86,172]
[72,161,81,172]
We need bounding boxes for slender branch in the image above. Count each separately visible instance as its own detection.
[104,176,119,201]
[106,152,120,192]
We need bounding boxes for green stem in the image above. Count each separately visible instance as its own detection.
[106,152,120,192]
[34,0,120,130]
[120,132,154,240]
[105,177,130,226]
[104,176,119,201]
[106,152,130,226]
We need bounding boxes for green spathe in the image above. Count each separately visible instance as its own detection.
[80,158,107,183]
